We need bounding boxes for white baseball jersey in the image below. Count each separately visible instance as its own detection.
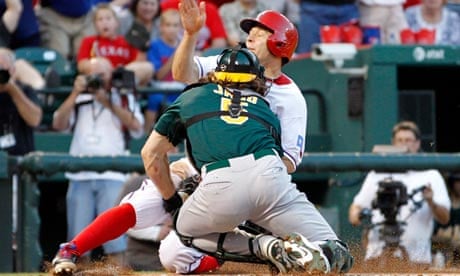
[194,55,307,169]
[352,170,451,263]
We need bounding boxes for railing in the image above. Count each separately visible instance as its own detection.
[298,152,460,172]
[18,151,460,175]
[36,81,187,96]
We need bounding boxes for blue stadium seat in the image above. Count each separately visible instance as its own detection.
[15,47,76,86]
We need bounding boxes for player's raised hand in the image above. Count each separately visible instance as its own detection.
[178,0,206,36]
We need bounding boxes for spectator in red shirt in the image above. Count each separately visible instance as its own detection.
[404,0,421,9]
[77,3,153,85]
[160,0,228,53]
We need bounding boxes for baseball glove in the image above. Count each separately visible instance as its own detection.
[178,174,201,196]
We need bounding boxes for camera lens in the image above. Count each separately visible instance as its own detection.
[0,69,10,84]
[86,74,104,90]
[110,68,135,91]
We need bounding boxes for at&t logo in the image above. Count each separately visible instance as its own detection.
[413,47,445,62]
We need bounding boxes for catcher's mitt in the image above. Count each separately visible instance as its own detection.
[178,174,201,196]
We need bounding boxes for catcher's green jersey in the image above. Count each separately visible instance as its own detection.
[154,83,282,169]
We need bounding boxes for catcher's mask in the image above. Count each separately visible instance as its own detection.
[214,48,265,83]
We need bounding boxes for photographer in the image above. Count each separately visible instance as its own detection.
[52,56,144,265]
[348,121,450,269]
[0,47,42,155]
[0,47,42,270]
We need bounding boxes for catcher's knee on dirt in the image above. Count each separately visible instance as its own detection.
[319,240,354,273]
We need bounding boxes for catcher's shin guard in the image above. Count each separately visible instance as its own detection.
[177,231,264,265]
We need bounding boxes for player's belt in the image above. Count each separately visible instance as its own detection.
[204,149,277,173]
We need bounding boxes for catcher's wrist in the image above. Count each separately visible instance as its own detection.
[162,191,183,214]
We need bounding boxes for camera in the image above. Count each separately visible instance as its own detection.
[366,178,409,248]
[0,69,10,84]
[311,43,357,61]
[111,67,135,95]
[85,74,104,91]
[372,178,408,224]
[310,43,367,76]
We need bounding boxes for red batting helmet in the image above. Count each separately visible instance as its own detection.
[240,10,298,64]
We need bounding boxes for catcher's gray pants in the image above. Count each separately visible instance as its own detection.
[176,151,338,254]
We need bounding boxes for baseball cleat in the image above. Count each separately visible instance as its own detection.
[263,237,294,273]
[318,239,354,273]
[52,242,79,275]
[284,232,331,274]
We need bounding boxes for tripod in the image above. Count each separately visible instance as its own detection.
[377,221,409,270]
[358,215,410,272]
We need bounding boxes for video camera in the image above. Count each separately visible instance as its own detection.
[368,178,409,247]
[372,178,408,225]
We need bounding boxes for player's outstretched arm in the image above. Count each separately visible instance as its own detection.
[141,131,177,199]
[172,0,206,84]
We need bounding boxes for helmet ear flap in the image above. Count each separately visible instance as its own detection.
[267,36,282,57]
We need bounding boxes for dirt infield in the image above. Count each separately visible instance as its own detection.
[36,248,460,276]
[41,261,272,275]
[38,260,460,276]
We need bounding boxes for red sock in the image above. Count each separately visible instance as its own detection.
[193,255,220,273]
[71,203,136,255]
